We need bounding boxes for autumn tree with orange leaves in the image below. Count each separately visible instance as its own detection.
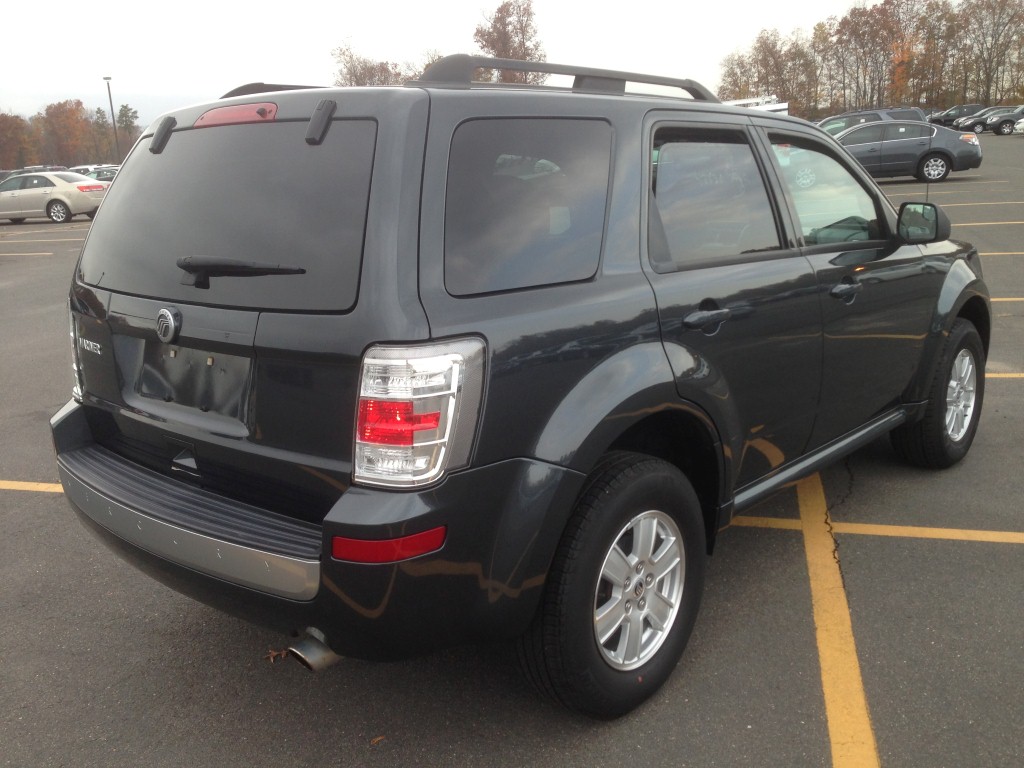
[719,0,1024,119]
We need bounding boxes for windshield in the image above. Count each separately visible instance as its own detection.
[78,119,376,312]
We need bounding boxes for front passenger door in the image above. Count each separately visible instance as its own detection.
[0,175,28,217]
[765,130,942,448]
[838,123,885,175]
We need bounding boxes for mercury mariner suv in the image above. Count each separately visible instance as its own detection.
[51,54,990,718]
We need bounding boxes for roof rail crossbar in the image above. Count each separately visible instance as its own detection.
[415,54,719,103]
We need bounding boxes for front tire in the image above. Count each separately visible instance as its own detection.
[47,200,71,223]
[891,319,985,468]
[917,153,950,182]
[518,452,706,718]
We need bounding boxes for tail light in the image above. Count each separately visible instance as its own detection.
[959,133,980,146]
[354,338,485,488]
[76,184,106,192]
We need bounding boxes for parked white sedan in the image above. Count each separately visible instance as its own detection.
[1014,117,1024,135]
[0,172,111,223]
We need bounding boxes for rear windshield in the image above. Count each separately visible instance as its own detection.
[78,119,376,312]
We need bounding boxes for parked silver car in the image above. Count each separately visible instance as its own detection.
[0,172,111,223]
[836,120,982,182]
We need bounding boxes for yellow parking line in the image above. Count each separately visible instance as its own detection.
[734,515,1024,542]
[991,298,1023,301]
[980,252,1024,256]
[731,515,802,531]
[957,222,1024,227]
[797,475,880,768]
[941,201,1024,207]
[0,481,63,493]
[832,522,1024,545]
[988,373,1024,378]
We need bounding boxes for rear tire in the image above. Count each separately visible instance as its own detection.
[47,200,71,223]
[891,319,985,468]
[518,452,706,718]
[917,153,950,182]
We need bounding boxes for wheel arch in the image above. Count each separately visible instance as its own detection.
[904,255,990,404]
[606,411,725,553]
[529,342,728,555]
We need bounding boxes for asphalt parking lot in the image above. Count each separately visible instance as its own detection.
[1,135,1021,768]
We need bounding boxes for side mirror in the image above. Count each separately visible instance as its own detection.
[897,202,951,244]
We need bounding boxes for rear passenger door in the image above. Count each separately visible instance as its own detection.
[643,117,821,490]
[878,123,932,176]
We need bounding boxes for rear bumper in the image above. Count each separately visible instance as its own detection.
[57,450,321,600]
[953,152,983,172]
[51,400,583,659]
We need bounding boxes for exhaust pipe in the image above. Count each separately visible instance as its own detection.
[287,627,343,672]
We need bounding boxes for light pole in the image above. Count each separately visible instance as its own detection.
[104,76,120,162]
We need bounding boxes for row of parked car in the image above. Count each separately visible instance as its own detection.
[0,169,114,223]
[814,102,1024,184]
[816,106,984,183]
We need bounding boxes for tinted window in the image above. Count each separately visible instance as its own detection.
[0,176,22,192]
[649,127,780,271]
[889,109,922,121]
[770,134,882,246]
[24,175,54,189]
[821,114,881,135]
[840,124,884,145]
[883,124,932,140]
[444,118,611,296]
[78,119,376,312]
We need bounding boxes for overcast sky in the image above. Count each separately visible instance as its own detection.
[3,0,870,127]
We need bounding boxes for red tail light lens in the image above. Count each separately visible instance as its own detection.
[194,102,278,128]
[357,399,441,446]
[76,184,105,192]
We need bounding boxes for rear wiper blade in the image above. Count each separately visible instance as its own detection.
[176,255,306,289]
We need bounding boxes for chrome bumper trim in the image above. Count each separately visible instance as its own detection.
[58,465,320,601]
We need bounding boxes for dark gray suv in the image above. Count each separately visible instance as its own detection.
[51,54,990,718]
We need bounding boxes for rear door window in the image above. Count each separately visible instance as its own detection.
[78,119,376,312]
[444,118,612,296]
[883,124,932,141]
[649,126,781,270]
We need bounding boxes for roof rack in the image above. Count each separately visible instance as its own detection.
[414,54,719,103]
[221,82,323,99]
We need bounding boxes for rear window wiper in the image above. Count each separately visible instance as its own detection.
[176,255,306,289]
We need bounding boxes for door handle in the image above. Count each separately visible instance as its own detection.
[830,281,863,300]
[683,307,732,331]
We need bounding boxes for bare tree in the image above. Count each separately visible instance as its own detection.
[473,0,546,83]
[960,0,1024,103]
[333,45,444,86]
[333,45,412,86]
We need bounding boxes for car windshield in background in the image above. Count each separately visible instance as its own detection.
[78,120,376,312]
